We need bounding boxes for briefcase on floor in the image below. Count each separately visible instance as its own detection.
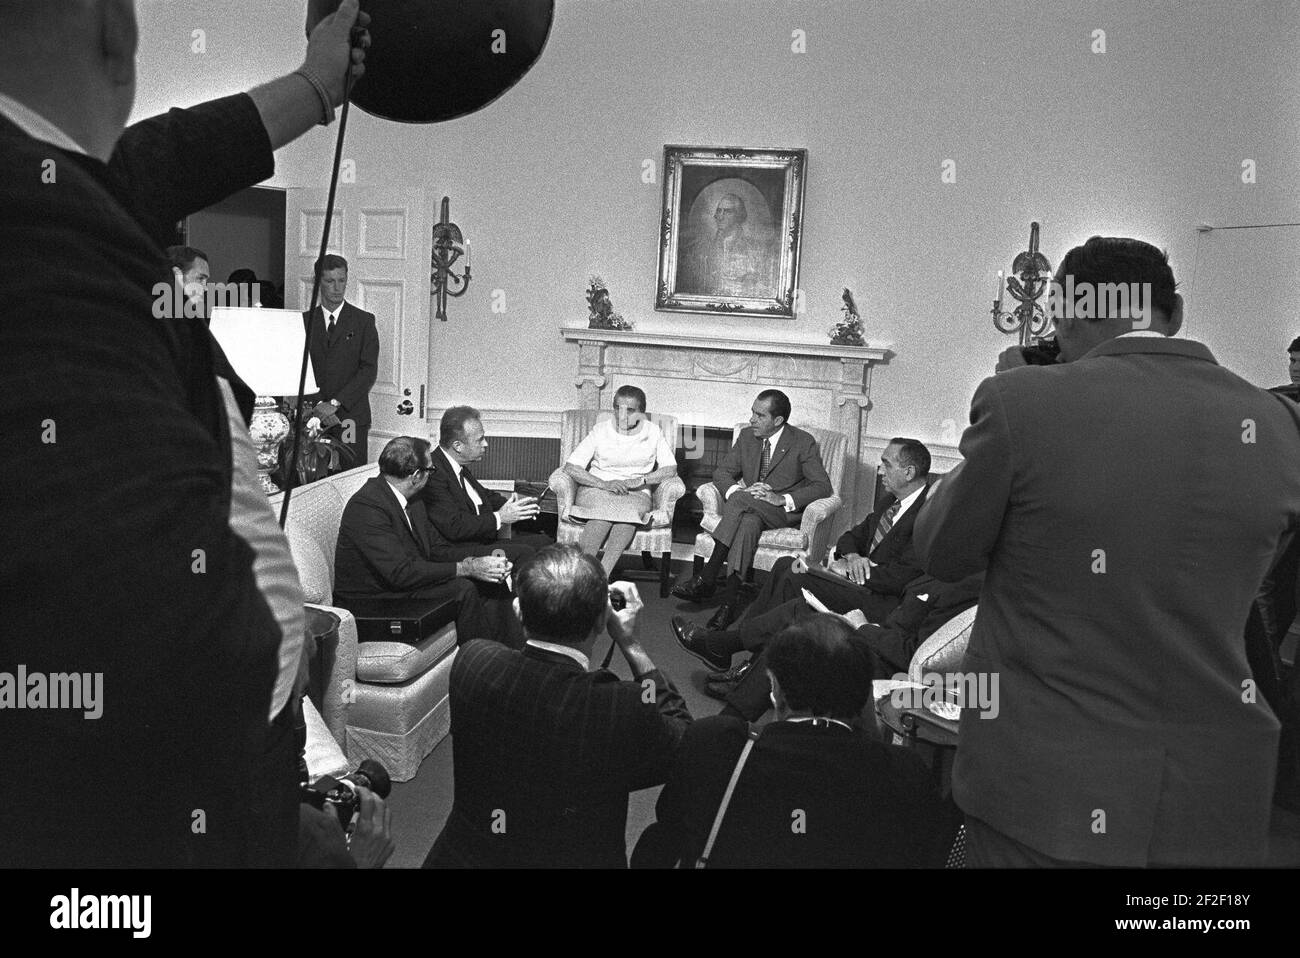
[338,596,459,645]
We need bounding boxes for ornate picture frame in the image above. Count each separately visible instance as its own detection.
[655,145,807,318]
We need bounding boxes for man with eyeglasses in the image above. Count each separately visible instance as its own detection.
[334,436,513,643]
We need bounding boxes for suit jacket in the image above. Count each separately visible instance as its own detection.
[712,424,832,511]
[334,476,459,600]
[915,334,1300,866]
[418,446,508,550]
[304,301,379,428]
[857,571,983,675]
[631,716,957,868]
[1,95,283,866]
[834,486,929,596]
[427,640,692,868]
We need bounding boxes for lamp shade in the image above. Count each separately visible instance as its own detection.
[209,307,318,396]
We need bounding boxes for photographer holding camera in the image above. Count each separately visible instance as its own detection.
[424,544,693,868]
[916,235,1300,867]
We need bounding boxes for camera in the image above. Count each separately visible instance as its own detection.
[1020,336,1061,366]
[609,589,626,612]
[301,759,392,834]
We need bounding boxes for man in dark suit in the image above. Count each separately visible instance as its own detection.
[424,545,692,868]
[304,253,379,470]
[713,571,984,719]
[673,438,931,672]
[632,616,957,868]
[334,436,514,644]
[672,389,832,628]
[0,0,369,866]
[419,405,550,564]
[916,235,1300,867]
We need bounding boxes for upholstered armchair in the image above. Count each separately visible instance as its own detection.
[692,423,847,576]
[548,408,686,596]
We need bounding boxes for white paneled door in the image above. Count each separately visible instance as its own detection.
[284,187,431,457]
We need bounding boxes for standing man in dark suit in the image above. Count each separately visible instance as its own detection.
[419,405,551,563]
[672,389,832,629]
[916,235,1300,867]
[673,438,930,673]
[334,436,513,643]
[305,253,379,470]
[424,544,692,868]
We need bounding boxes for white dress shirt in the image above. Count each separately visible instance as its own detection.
[0,91,88,155]
[442,451,502,529]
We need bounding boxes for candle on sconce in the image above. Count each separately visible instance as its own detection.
[464,240,471,272]
[994,270,1004,306]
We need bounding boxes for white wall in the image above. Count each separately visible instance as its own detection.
[131,0,1300,447]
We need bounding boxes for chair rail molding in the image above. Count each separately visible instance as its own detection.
[560,327,892,532]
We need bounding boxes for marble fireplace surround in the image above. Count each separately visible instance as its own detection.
[559,327,925,536]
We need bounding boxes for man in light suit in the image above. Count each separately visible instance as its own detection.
[304,253,379,470]
[673,437,930,672]
[424,545,692,868]
[915,235,1300,867]
[672,389,832,629]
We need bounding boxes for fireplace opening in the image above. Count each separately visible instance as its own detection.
[671,424,737,543]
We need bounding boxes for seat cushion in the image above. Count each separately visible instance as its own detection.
[910,606,978,680]
[760,526,808,550]
[356,624,457,684]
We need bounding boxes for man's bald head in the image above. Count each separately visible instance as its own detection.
[0,0,138,161]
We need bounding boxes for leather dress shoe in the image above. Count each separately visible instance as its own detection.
[705,602,737,631]
[671,575,716,603]
[671,615,731,671]
[706,660,751,683]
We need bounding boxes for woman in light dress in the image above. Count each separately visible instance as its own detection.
[563,385,677,578]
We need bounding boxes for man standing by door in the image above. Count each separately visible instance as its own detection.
[305,253,379,470]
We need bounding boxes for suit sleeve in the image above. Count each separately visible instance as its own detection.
[915,376,1014,581]
[711,437,746,496]
[334,312,379,416]
[623,668,693,792]
[788,437,833,510]
[422,472,498,543]
[108,93,275,249]
[836,514,874,558]
[347,496,458,590]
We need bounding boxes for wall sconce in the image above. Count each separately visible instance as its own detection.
[431,195,470,321]
[992,221,1054,346]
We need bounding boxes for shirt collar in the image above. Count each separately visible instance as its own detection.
[0,91,89,155]
[1116,329,1173,339]
[386,480,409,512]
[439,448,464,478]
[764,425,785,450]
[895,484,925,518]
[323,301,346,320]
[525,639,589,671]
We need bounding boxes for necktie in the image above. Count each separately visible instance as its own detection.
[758,439,772,480]
[460,470,479,514]
[870,501,901,552]
[326,310,336,335]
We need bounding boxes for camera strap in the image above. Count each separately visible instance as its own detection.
[694,725,760,869]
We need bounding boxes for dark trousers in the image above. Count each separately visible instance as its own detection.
[710,492,798,579]
[751,556,901,624]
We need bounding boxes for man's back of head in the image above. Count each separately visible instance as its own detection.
[516,543,607,648]
[766,615,877,724]
[0,1,138,161]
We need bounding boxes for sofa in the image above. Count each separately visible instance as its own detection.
[270,463,459,782]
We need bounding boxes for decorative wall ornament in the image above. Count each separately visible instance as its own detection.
[829,288,865,346]
[585,275,633,330]
[992,221,1054,346]
[655,145,807,319]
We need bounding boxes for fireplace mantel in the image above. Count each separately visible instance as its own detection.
[560,326,892,535]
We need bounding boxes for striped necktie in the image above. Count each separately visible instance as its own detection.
[758,439,772,480]
[870,501,901,552]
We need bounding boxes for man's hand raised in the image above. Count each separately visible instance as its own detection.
[304,0,371,105]
[497,493,539,525]
[347,787,394,869]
